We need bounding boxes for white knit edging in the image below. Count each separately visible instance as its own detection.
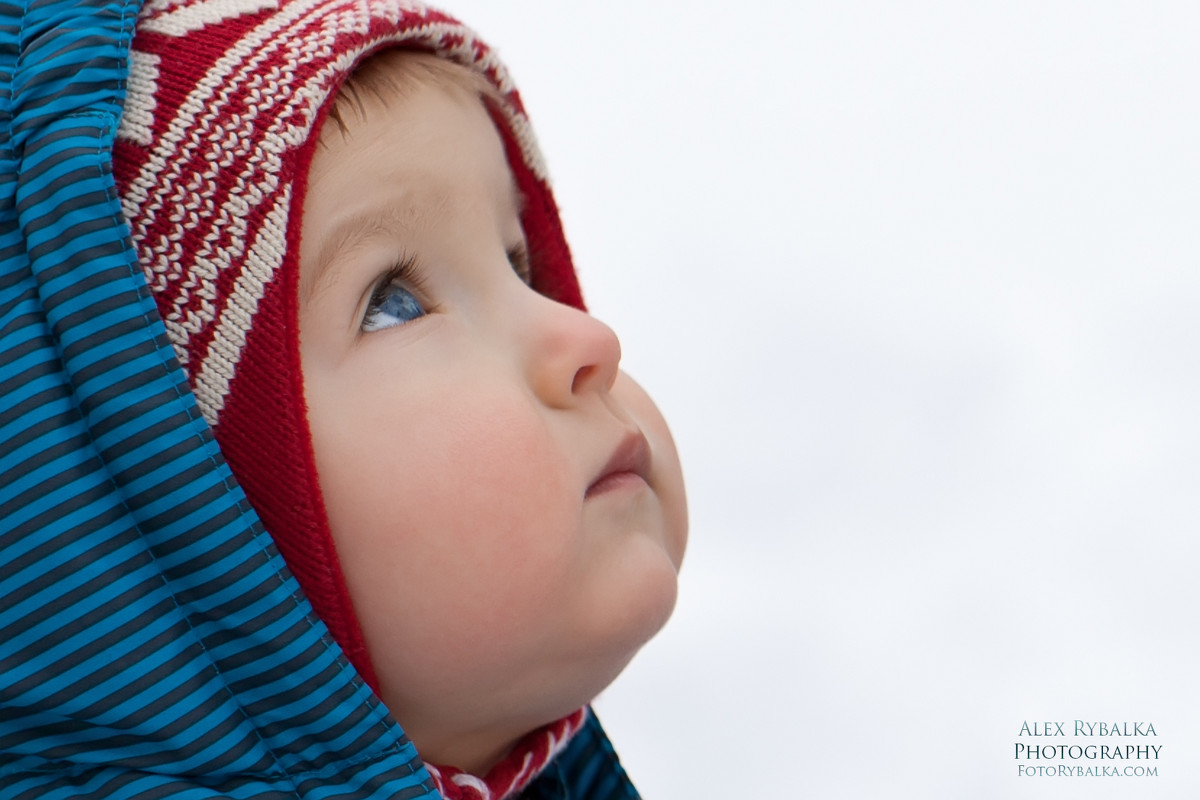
[139,0,281,36]
[191,186,290,425]
[117,50,160,146]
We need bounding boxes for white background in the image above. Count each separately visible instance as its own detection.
[446,2,1200,797]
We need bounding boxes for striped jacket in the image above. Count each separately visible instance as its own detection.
[0,1,640,797]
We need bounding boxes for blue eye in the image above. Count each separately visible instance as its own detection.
[362,277,426,332]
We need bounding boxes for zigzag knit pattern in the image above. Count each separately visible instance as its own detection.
[114,0,565,429]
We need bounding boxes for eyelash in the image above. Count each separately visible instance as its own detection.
[361,254,431,333]
[508,243,532,285]
[359,245,531,333]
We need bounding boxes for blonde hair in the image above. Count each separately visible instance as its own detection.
[326,49,502,136]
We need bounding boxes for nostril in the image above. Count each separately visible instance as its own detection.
[528,306,621,405]
[571,364,598,395]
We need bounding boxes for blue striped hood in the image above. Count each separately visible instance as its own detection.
[0,1,638,797]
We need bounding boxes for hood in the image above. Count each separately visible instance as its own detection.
[0,0,639,797]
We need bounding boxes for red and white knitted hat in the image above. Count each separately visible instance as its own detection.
[113,1,586,796]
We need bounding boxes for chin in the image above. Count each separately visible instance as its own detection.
[584,545,681,691]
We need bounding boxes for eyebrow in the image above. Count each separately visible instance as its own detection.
[300,176,527,305]
[301,194,448,305]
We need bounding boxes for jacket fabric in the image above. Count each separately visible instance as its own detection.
[0,1,640,797]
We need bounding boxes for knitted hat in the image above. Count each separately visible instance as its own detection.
[113,0,586,795]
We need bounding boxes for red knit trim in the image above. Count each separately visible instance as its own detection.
[425,709,588,800]
[280,121,381,690]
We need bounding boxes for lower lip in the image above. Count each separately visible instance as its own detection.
[585,471,647,499]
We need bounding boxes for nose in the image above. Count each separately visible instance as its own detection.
[520,293,622,408]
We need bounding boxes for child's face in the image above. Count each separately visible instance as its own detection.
[297,77,687,770]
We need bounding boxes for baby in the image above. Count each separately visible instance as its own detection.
[109,0,687,796]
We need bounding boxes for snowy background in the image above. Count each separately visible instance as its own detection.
[447,2,1200,797]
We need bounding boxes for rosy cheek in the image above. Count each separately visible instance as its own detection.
[315,385,581,622]
[431,407,581,583]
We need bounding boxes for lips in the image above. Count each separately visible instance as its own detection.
[586,431,651,499]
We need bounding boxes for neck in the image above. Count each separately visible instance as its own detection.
[409,717,526,776]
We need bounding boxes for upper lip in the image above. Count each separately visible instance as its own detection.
[587,430,651,497]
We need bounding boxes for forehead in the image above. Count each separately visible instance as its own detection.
[300,76,523,301]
